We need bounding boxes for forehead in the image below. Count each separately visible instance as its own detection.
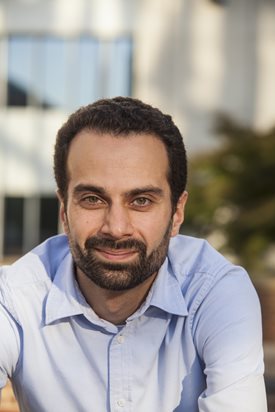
[66,131,170,190]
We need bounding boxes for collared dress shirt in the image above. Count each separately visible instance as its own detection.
[0,234,267,411]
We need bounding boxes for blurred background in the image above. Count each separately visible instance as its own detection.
[0,0,274,410]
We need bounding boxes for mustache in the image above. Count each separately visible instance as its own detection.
[85,236,146,253]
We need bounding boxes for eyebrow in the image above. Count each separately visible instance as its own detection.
[73,184,106,196]
[125,186,164,198]
[73,184,164,198]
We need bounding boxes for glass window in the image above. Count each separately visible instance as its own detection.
[4,197,24,255]
[7,36,33,106]
[43,37,67,108]
[108,37,132,97]
[6,35,132,109]
[77,36,100,107]
[39,197,59,243]
[3,196,59,256]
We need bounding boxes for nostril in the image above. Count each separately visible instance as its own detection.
[100,208,134,238]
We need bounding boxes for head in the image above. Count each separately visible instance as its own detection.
[54,96,187,211]
[54,97,188,291]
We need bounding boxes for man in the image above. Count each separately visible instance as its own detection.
[0,97,267,411]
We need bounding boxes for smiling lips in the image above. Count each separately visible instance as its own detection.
[94,248,138,262]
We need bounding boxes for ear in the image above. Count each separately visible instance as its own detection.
[56,189,68,234]
[171,191,188,237]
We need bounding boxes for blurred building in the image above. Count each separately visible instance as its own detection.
[0,0,275,258]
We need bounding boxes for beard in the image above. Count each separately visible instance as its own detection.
[68,222,172,291]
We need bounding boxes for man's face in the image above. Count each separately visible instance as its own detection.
[59,130,187,291]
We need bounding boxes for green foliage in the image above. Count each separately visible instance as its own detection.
[184,114,275,278]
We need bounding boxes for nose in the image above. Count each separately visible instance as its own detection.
[100,204,134,239]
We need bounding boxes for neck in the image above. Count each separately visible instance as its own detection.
[76,270,157,325]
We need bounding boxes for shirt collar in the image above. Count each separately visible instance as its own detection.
[45,249,188,325]
[129,257,188,319]
[45,253,86,325]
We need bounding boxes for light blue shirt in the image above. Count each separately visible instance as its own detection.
[0,234,267,411]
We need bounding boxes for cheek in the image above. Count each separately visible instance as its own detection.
[66,210,104,239]
[139,217,171,250]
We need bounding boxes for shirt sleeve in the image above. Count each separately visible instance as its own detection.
[0,303,21,389]
[193,267,267,412]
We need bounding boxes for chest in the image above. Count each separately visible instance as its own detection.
[12,310,205,412]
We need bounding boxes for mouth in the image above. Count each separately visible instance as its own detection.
[94,247,138,262]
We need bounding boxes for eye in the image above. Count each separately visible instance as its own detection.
[131,197,152,207]
[81,195,105,207]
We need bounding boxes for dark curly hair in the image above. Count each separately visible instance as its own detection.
[54,96,187,210]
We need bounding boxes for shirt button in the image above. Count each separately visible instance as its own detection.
[117,335,125,344]
[117,398,125,407]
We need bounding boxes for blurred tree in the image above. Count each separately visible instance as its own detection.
[184,114,275,278]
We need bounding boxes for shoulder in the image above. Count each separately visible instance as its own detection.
[168,234,235,283]
[0,234,70,322]
[0,303,21,387]
[168,235,257,317]
[0,235,72,385]
[168,235,264,363]
[0,234,70,285]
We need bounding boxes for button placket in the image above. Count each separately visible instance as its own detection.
[117,334,125,344]
[117,398,126,407]
[109,325,133,411]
